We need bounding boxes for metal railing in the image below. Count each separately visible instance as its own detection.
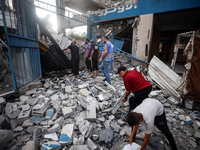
[34,0,90,25]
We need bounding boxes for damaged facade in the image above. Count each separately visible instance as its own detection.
[0,0,200,150]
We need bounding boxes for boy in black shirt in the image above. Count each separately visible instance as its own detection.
[89,39,100,78]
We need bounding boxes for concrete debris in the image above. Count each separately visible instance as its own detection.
[0,55,199,150]
[123,143,141,150]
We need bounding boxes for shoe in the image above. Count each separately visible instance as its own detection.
[103,78,107,81]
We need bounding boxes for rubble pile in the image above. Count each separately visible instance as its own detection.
[0,54,200,150]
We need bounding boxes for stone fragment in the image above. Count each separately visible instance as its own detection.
[5,103,13,114]
[26,89,36,95]
[75,111,87,125]
[105,81,116,92]
[7,110,20,119]
[70,145,89,150]
[73,134,85,145]
[157,94,164,100]
[95,76,105,83]
[44,132,58,141]
[79,120,93,138]
[30,116,45,124]
[98,94,106,101]
[45,108,54,119]
[22,119,34,127]
[80,89,91,96]
[124,126,132,137]
[17,109,31,125]
[21,139,39,150]
[48,123,61,133]
[185,115,193,124]
[41,141,61,150]
[111,92,125,114]
[62,107,73,119]
[178,115,186,121]
[65,86,72,93]
[59,124,74,144]
[0,97,6,105]
[189,139,197,148]
[86,102,96,121]
[110,121,121,133]
[14,126,23,132]
[44,82,50,88]
[0,130,13,150]
[27,126,41,133]
[86,138,98,150]
[78,83,89,89]
[54,116,65,126]
[149,90,162,98]
[59,93,68,100]
[50,94,60,101]
[46,89,54,96]
[19,95,29,102]
[99,129,114,144]
[167,96,179,105]
[21,104,30,111]
[26,98,38,106]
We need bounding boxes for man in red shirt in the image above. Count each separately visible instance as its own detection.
[117,66,152,113]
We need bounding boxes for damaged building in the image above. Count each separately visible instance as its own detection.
[0,0,200,150]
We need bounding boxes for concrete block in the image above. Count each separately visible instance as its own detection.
[27,126,41,133]
[185,115,193,124]
[111,92,125,114]
[59,93,68,100]
[105,81,116,92]
[26,81,42,90]
[26,98,38,106]
[44,132,58,141]
[95,76,105,83]
[30,116,45,124]
[59,124,74,144]
[86,138,98,150]
[157,94,164,100]
[149,90,162,98]
[65,86,72,93]
[78,83,89,89]
[178,115,186,121]
[19,95,29,102]
[45,108,54,119]
[41,141,61,150]
[46,89,54,96]
[98,94,107,101]
[48,123,61,133]
[7,110,20,119]
[99,129,114,144]
[62,107,73,119]
[110,122,121,133]
[14,126,23,132]
[0,97,6,105]
[54,117,65,126]
[26,89,36,95]
[50,94,60,101]
[75,111,87,125]
[123,143,141,150]
[79,120,93,138]
[70,145,89,150]
[5,103,13,114]
[21,140,39,150]
[17,109,31,125]
[167,96,179,105]
[44,82,50,88]
[10,119,17,129]
[73,134,85,145]
[0,130,13,150]
[21,104,30,111]
[86,102,96,121]
[22,119,34,127]
[94,85,107,93]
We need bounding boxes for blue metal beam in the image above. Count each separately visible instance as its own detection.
[7,34,39,48]
[90,0,200,22]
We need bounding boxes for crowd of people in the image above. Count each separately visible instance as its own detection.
[62,36,177,150]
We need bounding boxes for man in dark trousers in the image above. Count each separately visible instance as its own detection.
[81,39,92,72]
[89,39,100,78]
[62,40,79,76]
[117,66,152,114]
[126,98,177,150]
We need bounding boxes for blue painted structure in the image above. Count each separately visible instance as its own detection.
[1,0,42,91]
[90,0,200,22]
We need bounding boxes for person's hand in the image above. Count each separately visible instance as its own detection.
[99,57,102,63]
[89,57,92,61]
[86,55,88,58]
[122,97,127,102]
[126,136,133,145]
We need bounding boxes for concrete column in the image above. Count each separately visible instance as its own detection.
[56,0,65,34]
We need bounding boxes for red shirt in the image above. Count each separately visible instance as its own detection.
[124,70,151,93]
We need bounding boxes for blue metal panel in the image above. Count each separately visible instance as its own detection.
[8,34,39,48]
[113,39,124,50]
[90,0,200,22]
[1,0,42,91]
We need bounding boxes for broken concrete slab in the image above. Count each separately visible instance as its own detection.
[22,119,34,127]
[73,134,85,145]
[48,123,61,133]
[99,129,114,144]
[44,132,58,141]
[59,124,74,144]
[30,116,45,124]
[14,126,23,132]
[41,141,61,150]
[79,120,93,138]
[167,96,179,105]
[123,142,141,150]
[0,115,11,129]
[21,139,39,150]
[45,108,54,119]
[54,116,65,126]
[86,138,98,150]
[62,107,73,119]
[26,89,36,96]
[70,145,89,150]
[26,98,38,106]
[17,109,31,125]
[65,86,72,93]
[0,130,13,150]
[21,104,30,111]
[111,92,125,114]
[86,102,96,121]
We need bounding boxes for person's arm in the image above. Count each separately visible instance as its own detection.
[62,47,69,51]
[89,49,94,61]
[140,133,151,150]
[99,50,108,62]
[98,49,100,56]
[81,46,86,50]
[126,124,140,144]
[122,90,131,102]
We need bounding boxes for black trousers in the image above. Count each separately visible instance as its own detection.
[85,57,92,72]
[92,58,98,71]
[71,58,79,75]
[129,85,152,112]
[154,112,177,150]
[132,112,177,150]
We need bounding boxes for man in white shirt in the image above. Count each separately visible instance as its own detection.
[126,98,177,150]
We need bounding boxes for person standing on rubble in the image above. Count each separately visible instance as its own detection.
[89,39,100,78]
[39,14,50,42]
[117,66,152,115]
[81,39,92,72]
[62,40,80,76]
[99,36,114,84]
[126,98,177,150]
